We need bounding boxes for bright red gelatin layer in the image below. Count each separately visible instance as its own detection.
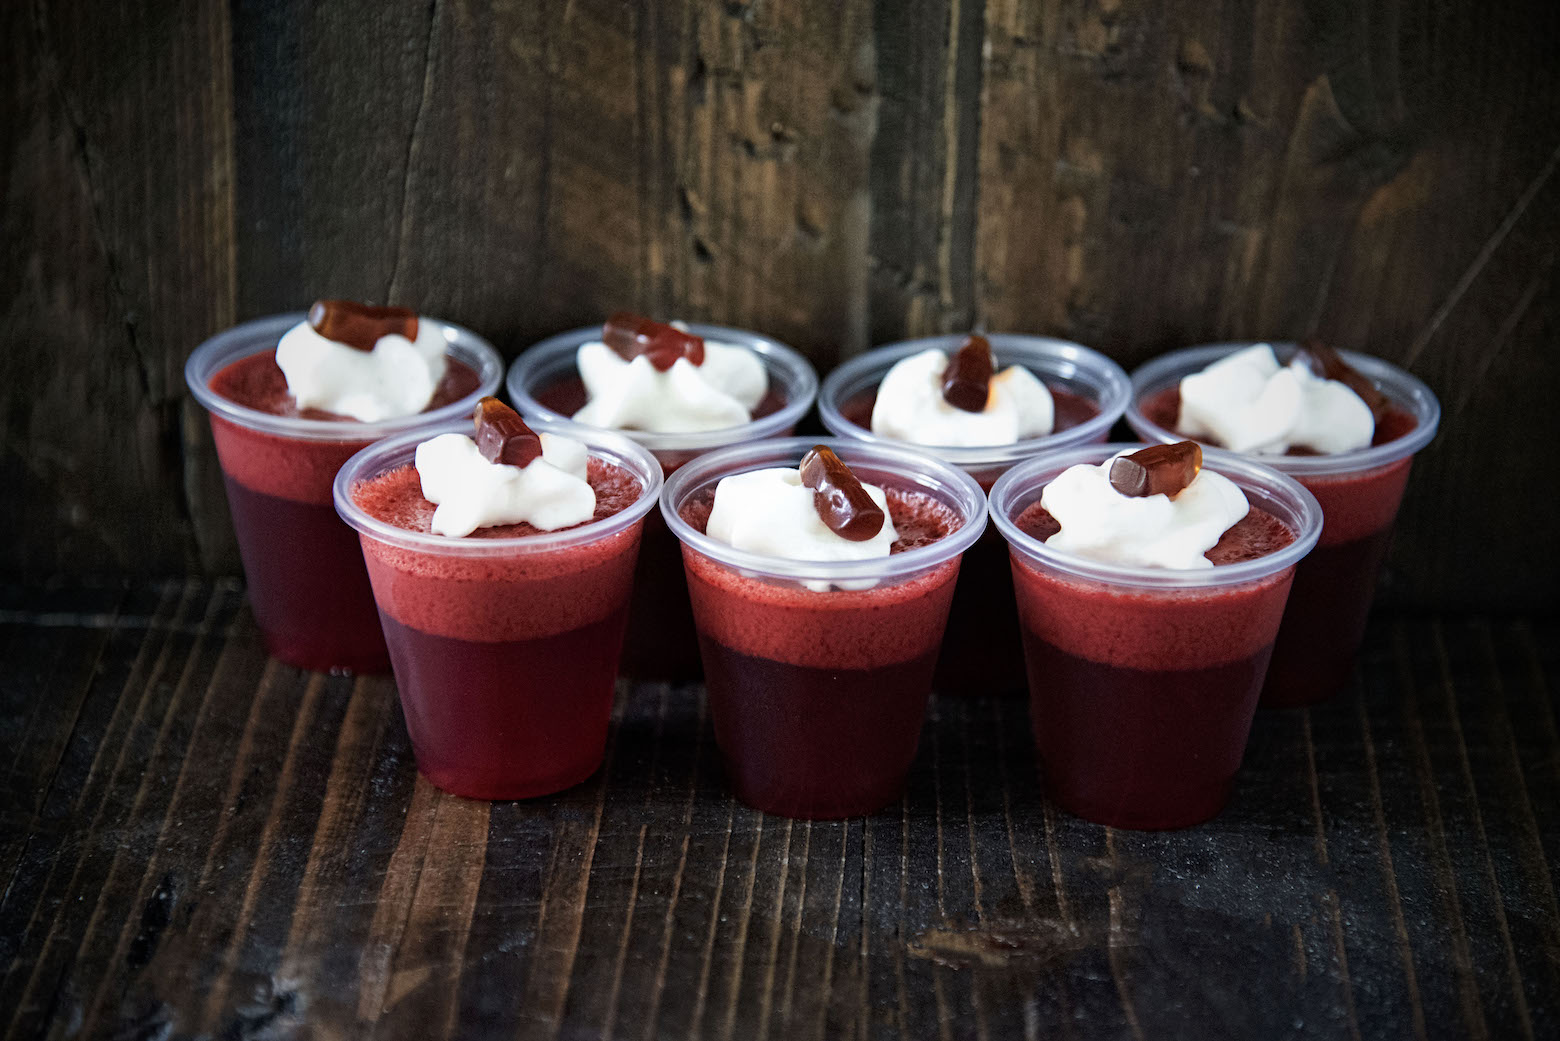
[1139,385,1418,707]
[534,373,793,681]
[679,489,963,818]
[205,351,479,671]
[1011,501,1298,830]
[350,460,644,800]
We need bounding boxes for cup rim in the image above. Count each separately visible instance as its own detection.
[505,321,820,454]
[1125,342,1441,476]
[185,311,506,443]
[333,416,664,556]
[659,436,989,585]
[989,442,1323,589]
[815,333,1132,468]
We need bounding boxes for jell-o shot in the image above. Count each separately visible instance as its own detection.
[990,442,1322,829]
[333,399,662,799]
[506,314,817,680]
[818,332,1129,695]
[661,438,987,818]
[185,302,502,672]
[1126,341,1439,707]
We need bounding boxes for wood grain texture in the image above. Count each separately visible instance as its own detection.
[3,0,1558,608]
[2,583,1558,1039]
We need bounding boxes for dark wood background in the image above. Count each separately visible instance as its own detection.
[3,0,1557,607]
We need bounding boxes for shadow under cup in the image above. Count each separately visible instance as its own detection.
[661,437,988,819]
[333,418,663,800]
[506,323,819,681]
[185,313,502,673]
[1126,344,1441,708]
[817,334,1131,697]
[990,446,1323,830]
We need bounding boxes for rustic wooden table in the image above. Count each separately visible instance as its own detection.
[1,581,1555,1040]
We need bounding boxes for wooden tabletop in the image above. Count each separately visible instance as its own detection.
[1,581,1556,1039]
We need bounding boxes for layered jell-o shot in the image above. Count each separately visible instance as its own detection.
[818,333,1129,695]
[990,442,1322,829]
[185,302,502,672]
[661,438,987,818]
[1127,341,1439,707]
[507,315,817,680]
[334,399,661,799]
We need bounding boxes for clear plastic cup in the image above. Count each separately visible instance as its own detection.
[1125,343,1440,708]
[334,417,662,799]
[991,444,1323,830]
[507,322,819,681]
[661,437,988,819]
[817,334,1131,696]
[186,312,502,673]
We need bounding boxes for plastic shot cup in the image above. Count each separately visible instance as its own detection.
[990,444,1323,830]
[817,334,1130,696]
[661,436,988,819]
[186,312,502,673]
[1126,343,1440,708]
[334,417,663,799]
[507,322,818,681]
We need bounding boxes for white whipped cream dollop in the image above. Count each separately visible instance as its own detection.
[1040,453,1249,570]
[870,348,1055,447]
[414,432,595,537]
[572,331,767,434]
[1176,344,1374,455]
[705,467,900,591]
[276,318,448,422]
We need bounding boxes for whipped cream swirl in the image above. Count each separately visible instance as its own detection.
[870,348,1054,447]
[572,328,768,434]
[276,316,448,422]
[706,466,900,591]
[415,431,595,537]
[1177,344,1374,454]
[1041,453,1249,569]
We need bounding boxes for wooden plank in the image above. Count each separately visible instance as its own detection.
[4,591,1560,1038]
[0,0,235,577]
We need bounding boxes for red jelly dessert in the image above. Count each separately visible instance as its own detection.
[661,438,988,819]
[506,323,820,682]
[1130,342,1440,708]
[990,446,1322,830]
[817,335,1132,698]
[682,491,961,818]
[336,414,661,800]
[186,311,499,673]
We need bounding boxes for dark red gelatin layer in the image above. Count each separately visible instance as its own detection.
[1139,384,1418,706]
[379,609,628,799]
[1019,637,1275,830]
[699,639,942,818]
[679,489,963,818]
[351,459,645,799]
[222,475,389,673]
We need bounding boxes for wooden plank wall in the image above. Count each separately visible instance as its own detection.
[3,0,1557,607]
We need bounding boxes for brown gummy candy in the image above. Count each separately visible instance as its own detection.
[602,312,706,371]
[941,334,994,412]
[1295,338,1390,422]
[798,445,885,542]
[1109,441,1203,498]
[473,397,543,468]
[307,299,419,352]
